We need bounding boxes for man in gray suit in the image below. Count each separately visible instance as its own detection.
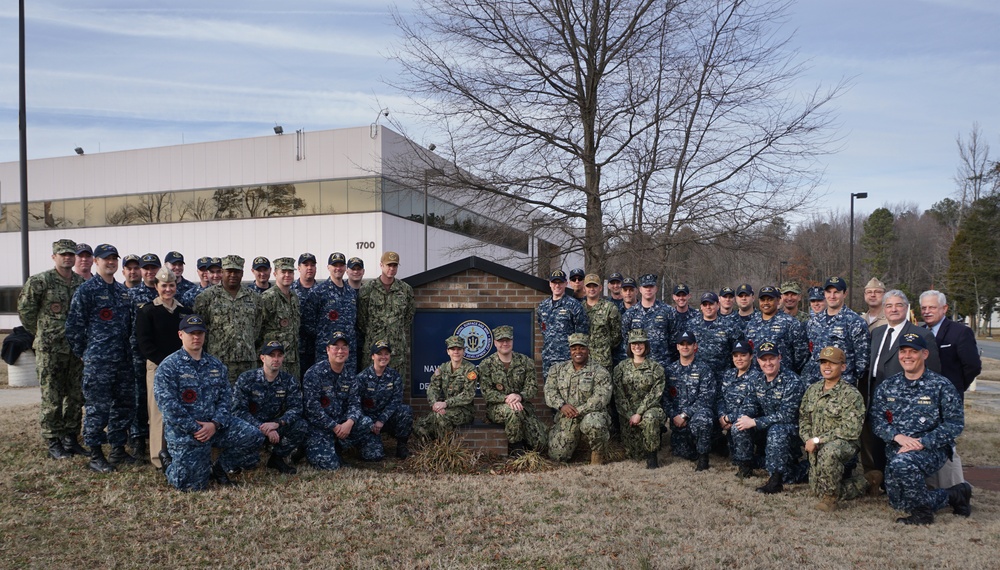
[861,289,940,481]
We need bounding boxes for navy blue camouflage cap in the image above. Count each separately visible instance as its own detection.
[370,340,392,355]
[94,244,119,259]
[719,286,735,297]
[639,274,657,287]
[700,292,719,304]
[347,256,364,269]
[298,252,317,265]
[548,269,567,283]
[824,276,847,292]
[196,256,212,270]
[568,268,586,280]
[260,340,284,355]
[273,257,295,271]
[122,254,141,266]
[164,251,184,264]
[758,286,780,299]
[673,283,690,295]
[621,277,637,289]
[179,314,207,333]
[676,331,697,344]
[328,330,349,346]
[608,272,624,283]
[328,252,346,265]
[736,283,754,296]
[75,243,93,255]
[756,341,780,357]
[807,286,825,301]
[52,239,77,255]
[446,335,466,349]
[897,332,927,350]
[140,253,161,268]
[492,325,514,340]
[252,256,270,270]
[732,339,751,354]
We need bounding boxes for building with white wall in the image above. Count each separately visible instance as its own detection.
[0,126,581,328]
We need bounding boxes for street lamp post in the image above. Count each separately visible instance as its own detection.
[849,192,868,310]
[779,260,788,286]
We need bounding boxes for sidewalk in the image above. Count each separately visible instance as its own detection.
[0,385,40,408]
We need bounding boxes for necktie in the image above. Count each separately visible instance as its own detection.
[877,328,894,378]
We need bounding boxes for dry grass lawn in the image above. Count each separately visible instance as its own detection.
[1,397,998,569]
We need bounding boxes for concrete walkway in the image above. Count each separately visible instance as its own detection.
[0,385,40,408]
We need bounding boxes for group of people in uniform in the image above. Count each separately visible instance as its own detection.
[16,240,979,525]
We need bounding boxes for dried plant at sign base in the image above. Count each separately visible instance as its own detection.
[493,450,559,474]
[408,432,483,474]
[603,439,629,463]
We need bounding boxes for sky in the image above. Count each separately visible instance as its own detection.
[0,0,998,218]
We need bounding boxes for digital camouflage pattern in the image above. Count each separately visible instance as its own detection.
[803,307,871,385]
[735,368,807,479]
[583,298,621,370]
[544,360,612,462]
[357,364,413,441]
[231,367,308,463]
[194,284,263,383]
[302,360,383,469]
[663,360,717,458]
[871,369,964,512]
[305,279,358,374]
[622,301,673,369]
[716,367,762,463]
[537,296,590,376]
[154,349,264,491]
[18,268,86,439]
[689,317,741,376]
[258,287,301,379]
[414,360,477,440]
[358,278,415,383]
[478,351,547,449]
[613,358,666,458]
[799,380,868,499]
[745,311,809,374]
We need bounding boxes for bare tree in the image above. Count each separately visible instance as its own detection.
[954,122,992,220]
[390,0,843,274]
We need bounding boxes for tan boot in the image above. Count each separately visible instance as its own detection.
[864,471,883,497]
[815,495,838,512]
[590,450,604,465]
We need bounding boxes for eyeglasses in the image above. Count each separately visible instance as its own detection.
[569,277,583,282]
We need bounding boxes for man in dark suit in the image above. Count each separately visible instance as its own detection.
[861,290,940,479]
[920,290,982,488]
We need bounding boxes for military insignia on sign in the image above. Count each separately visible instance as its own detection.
[320,396,330,408]
[885,410,893,424]
[181,389,197,403]
[454,320,493,360]
[50,303,61,314]
[280,318,289,327]
[328,310,339,321]
[466,371,478,381]
[99,308,114,321]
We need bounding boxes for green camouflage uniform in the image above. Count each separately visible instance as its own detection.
[584,298,621,370]
[258,287,301,379]
[194,285,263,383]
[544,360,612,461]
[358,278,415,384]
[414,360,477,440]
[799,379,869,500]
[612,358,666,458]
[478,352,547,450]
[17,269,86,440]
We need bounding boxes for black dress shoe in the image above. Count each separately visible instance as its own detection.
[47,438,71,460]
[60,435,88,456]
[158,450,173,471]
[948,482,972,517]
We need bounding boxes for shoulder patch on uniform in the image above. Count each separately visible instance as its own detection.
[466,371,477,381]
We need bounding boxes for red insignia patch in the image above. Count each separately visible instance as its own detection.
[466,371,477,381]
[362,398,375,409]
[808,341,814,353]
[99,308,114,321]
[885,410,893,424]
[320,396,330,408]
[669,386,678,398]
[540,322,546,331]
[328,310,339,321]
[249,402,258,415]
[181,389,197,403]
[748,340,754,350]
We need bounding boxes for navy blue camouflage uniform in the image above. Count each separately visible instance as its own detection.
[66,277,135,449]
[180,283,206,308]
[154,349,265,490]
[717,367,764,466]
[803,307,870,385]
[690,317,740,376]
[746,312,809,373]
[302,360,383,469]
[663,359,717,459]
[231,367,308,466]
[537,296,590,376]
[871,369,964,514]
[358,364,413,446]
[305,280,359,374]
[735,368,808,481]
[622,301,673,369]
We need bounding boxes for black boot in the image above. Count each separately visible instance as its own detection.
[290,445,307,465]
[508,442,526,459]
[395,437,411,460]
[108,446,138,465]
[47,438,71,460]
[88,446,115,473]
[158,450,172,472]
[646,452,659,469]
[756,472,783,494]
[695,453,710,472]
[947,482,972,517]
[267,454,297,475]
[61,435,88,456]
[211,462,234,486]
[131,438,148,463]
[735,461,753,479]
[896,507,934,525]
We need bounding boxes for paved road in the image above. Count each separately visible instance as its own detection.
[977,338,1000,361]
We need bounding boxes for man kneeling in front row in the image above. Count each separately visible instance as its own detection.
[230,341,309,475]
[154,315,265,490]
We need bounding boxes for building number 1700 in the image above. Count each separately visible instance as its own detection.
[356,242,376,249]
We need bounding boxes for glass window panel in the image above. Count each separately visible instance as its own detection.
[293,182,321,215]
[176,190,215,221]
[84,197,105,228]
[63,199,87,228]
[346,177,380,212]
[212,187,248,219]
[320,180,348,214]
[104,196,128,226]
